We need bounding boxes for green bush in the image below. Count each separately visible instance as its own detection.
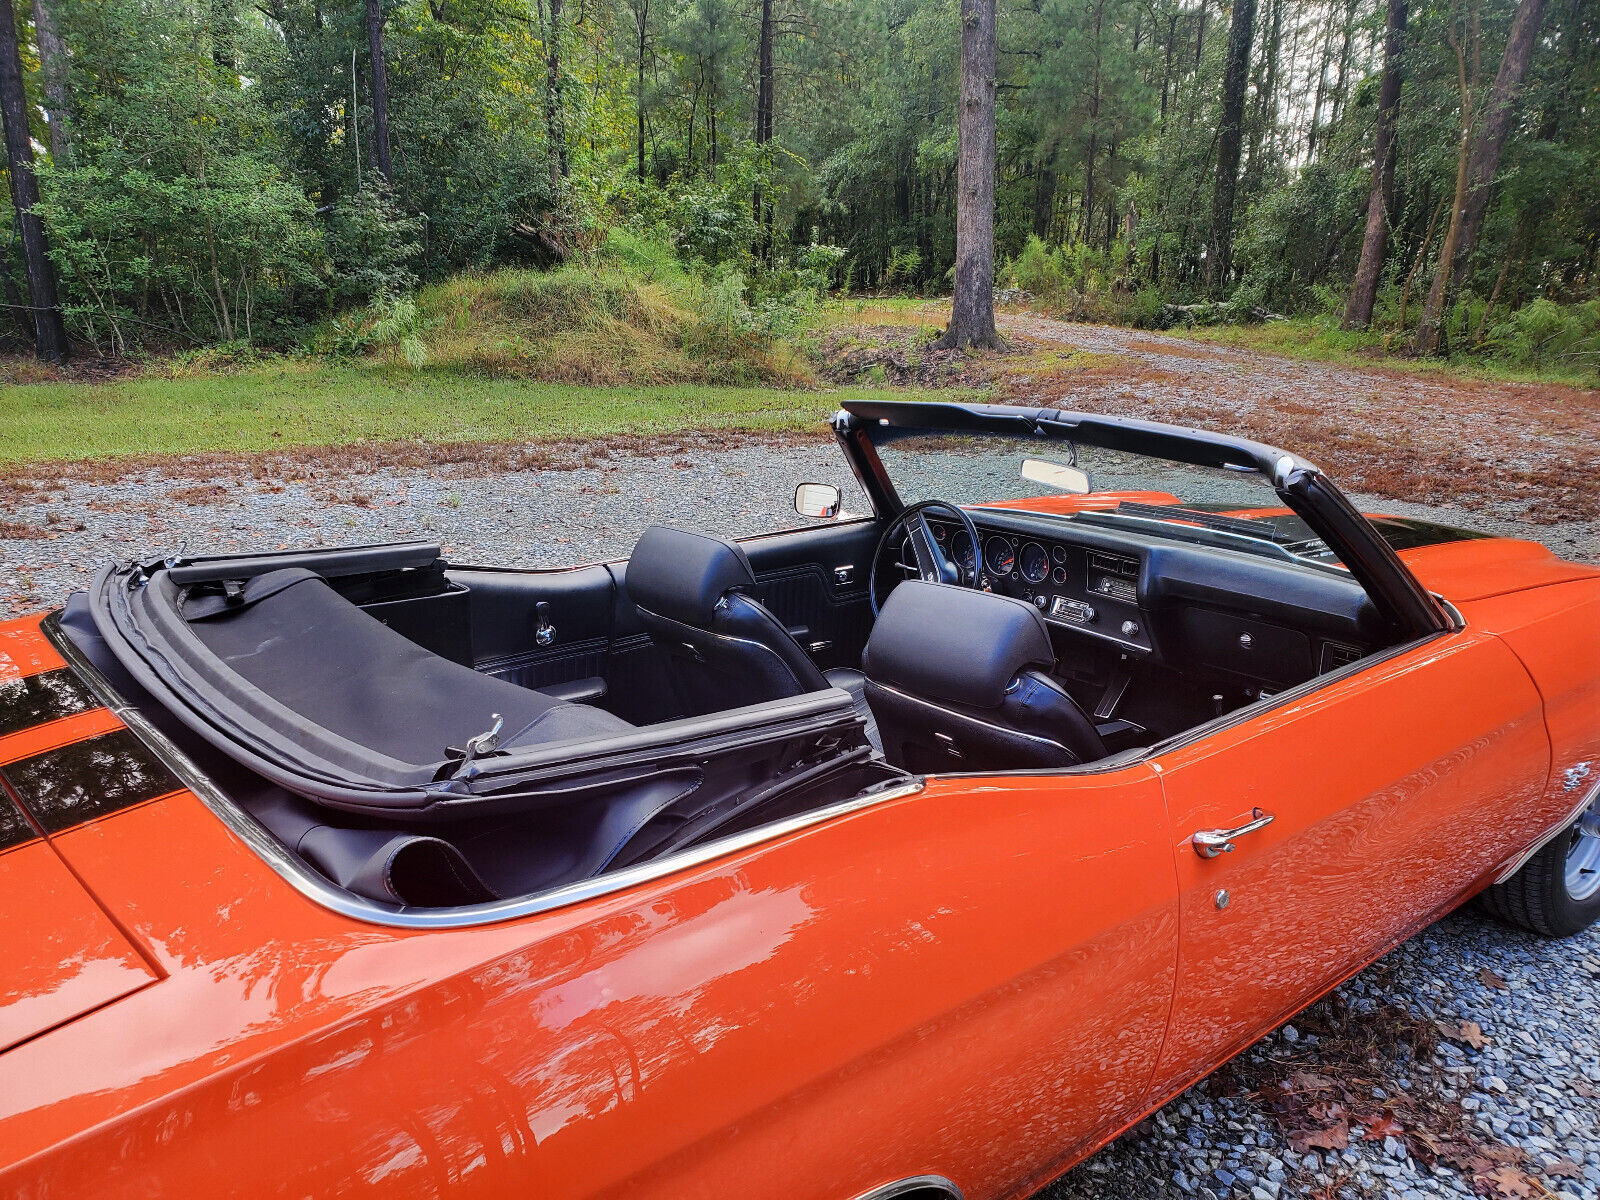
[324,187,424,306]
[1011,235,1062,296]
[1482,298,1600,374]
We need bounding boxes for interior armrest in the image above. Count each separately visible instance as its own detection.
[537,676,609,704]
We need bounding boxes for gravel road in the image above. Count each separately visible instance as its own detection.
[3,432,1595,1199]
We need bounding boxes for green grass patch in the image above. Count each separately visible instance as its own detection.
[0,359,957,465]
[1170,317,1600,389]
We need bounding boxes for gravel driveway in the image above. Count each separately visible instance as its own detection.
[2,434,1596,1200]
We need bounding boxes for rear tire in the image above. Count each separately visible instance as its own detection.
[1480,797,1600,938]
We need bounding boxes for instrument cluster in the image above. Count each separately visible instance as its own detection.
[924,520,1150,653]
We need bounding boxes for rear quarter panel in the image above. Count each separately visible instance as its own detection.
[4,721,1177,1200]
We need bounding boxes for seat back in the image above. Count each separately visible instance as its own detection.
[861,582,1106,773]
[626,526,828,716]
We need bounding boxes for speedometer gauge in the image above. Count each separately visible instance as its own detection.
[1019,543,1049,584]
[984,536,1015,577]
[951,531,978,578]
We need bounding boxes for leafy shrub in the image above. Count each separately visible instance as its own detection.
[323,187,424,306]
[1126,286,1167,329]
[1482,298,1600,374]
[37,155,325,352]
[1011,235,1063,296]
[670,183,759,267]
[883,246,923,293]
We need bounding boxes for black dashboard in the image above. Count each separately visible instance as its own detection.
[916,508,1387,691]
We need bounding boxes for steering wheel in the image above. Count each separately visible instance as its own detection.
[868,499,984,615]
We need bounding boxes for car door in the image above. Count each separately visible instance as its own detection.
[1146,627,1549,1099]
[517,765,1180,1200]
[739,519,883,674]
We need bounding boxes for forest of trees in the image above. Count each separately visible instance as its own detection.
[0,0,1594,368]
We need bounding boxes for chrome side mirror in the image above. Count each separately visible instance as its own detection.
[795,482,842,519]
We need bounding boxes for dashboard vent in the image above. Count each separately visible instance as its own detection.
[1319,642,1364,673]
[1088,551,1140,578]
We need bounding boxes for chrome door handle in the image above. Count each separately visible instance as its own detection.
[1193,809,1275,858]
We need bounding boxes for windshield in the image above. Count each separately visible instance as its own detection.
[869,427,1344,569]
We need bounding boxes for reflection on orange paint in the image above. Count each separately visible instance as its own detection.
[0,840,158,1053]
[0,521,1597,1200]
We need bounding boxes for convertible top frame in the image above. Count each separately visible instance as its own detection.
[831,400,1455,641]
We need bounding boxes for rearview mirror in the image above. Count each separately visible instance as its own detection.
[795,482,843,519]
[1021,458,1092,495]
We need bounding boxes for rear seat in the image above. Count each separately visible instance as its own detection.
[184,568,632,766]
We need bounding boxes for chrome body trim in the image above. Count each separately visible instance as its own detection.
[44,614,925,930]
[1493,772,1600,885]
[851,1174,964,1200]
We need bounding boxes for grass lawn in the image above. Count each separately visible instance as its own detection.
[0,359,953,465]
[1167,316,1599,389]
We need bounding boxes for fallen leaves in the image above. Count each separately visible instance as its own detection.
[1437,1018,1490,1050]
[1478,967,1510,991]
[1225,993,1568,1200]
[1476,1163,1537,1198]
[1362,1114,1406,1141]
[1544,1157,1583,1179]
[1287,1117,1350,1153]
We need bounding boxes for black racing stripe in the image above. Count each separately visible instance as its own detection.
[0,729,184,835]
[0,668,97,736]
[0,788,38,852]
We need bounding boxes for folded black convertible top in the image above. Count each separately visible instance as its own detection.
[84,545,861,819]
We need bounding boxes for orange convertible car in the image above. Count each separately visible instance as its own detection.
[2,400,1597,1199]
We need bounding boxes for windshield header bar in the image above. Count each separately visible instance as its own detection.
[834,399,1316,483]
[829,399,1453,640]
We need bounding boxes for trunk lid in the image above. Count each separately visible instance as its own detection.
[0,621,161,1053]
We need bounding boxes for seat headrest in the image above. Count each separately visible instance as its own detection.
[626,526,758,626]
[863,582,1056,709]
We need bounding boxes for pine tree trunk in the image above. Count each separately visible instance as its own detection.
[937,0,1003,351]
[1343,0,1406,329]
[543,0,567,186]
[636,1,648,181]
[31,0,71,162]
[752,0,774,251]
[1416,111,1473,355]
[0,0,67,362]
[1417,0,1543,355]
[1206,0,1257,294]
[365,0,393,184]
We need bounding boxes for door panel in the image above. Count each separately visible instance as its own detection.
[740,520,881,673]
[1148,630,1547,1097]
[452,564,618,679]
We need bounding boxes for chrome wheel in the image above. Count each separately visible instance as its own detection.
[1566,799,1600,902]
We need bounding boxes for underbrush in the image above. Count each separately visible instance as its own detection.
[303,229,820,387]
[997,236,1170,329]
[1176,311,1600,388]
